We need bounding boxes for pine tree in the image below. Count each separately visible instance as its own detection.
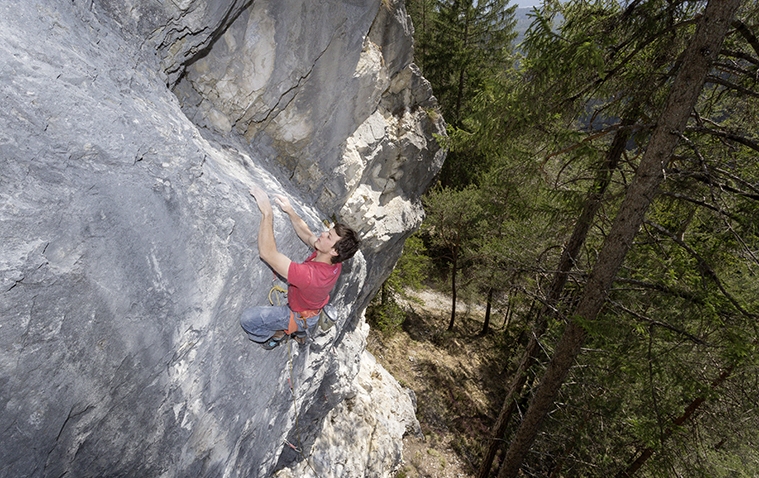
[497,2,744,476]
[422,185,484,330]
[408,0,517,189]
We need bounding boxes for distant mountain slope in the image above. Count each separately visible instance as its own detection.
[514,7,538,46]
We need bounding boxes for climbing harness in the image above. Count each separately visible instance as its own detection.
[268,279,334,344]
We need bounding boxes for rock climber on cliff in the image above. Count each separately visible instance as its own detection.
[240,184,360,350]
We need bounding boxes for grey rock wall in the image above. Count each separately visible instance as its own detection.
[276,341,422,478]
[0,0,444,477]
[171,0,445,285]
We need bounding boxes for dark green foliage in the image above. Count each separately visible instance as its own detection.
[422,185,486,330]
[408,0,518,189]
[494,1,759,476]
[414,0,517,127]
[399,0,759,475]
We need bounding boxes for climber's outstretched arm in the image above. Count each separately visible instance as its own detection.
[249,186,292,279]
[273,194,317,249]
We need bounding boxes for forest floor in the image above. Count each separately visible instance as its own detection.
[366,289,524,478]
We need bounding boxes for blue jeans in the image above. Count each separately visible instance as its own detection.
[240,305,319,343]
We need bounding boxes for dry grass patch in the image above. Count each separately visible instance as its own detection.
[367,289,524,477]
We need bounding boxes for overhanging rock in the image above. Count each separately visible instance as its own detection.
[0,0,445,477]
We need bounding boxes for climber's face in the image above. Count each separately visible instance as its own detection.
[315,228,342,257]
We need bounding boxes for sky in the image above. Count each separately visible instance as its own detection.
[512,0,544,7]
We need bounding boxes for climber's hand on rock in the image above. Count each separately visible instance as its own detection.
[273,195,294,215]
[249,185,272,215]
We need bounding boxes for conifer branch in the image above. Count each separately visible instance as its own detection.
[608,300,708,345]
[644,220,757,321]
[684,125,759,154]
[719,48,759,66]
[706,74,759,98]
[731,19,759,59]
[613,277,704,304]
[659,191,745,224]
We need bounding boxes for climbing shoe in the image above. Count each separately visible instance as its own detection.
[261,334,286,350]
[290,331,307,345]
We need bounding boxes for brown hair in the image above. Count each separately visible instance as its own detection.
[332,223,360,264]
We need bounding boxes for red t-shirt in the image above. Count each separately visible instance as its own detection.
[287,251,342,312]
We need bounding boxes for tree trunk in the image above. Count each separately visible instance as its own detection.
[502,288,515,329]
[448,251,458,331]
[454,4,471,127]
[481,287,494,335]
[477,110,634,478]
[496,2,741,476]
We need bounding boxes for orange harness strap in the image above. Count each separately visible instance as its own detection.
[286,309,321,335]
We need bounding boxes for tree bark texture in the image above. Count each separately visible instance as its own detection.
[496,2,742,477]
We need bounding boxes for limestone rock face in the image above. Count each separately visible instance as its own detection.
[0,0,443,477]
[275,335,422,478]
[171,0,446,289]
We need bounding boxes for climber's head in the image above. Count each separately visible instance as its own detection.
[328,223,360,264]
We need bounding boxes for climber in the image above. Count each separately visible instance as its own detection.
[240,184,360,350]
